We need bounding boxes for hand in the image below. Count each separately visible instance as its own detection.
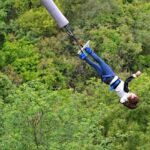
[135,71,141,77]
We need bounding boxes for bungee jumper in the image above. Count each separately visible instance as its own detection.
[78,41,141,109]
[41,0,141,109]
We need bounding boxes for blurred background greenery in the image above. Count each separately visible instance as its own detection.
[0,0,150,149]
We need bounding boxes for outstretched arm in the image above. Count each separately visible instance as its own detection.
[124,71,142,92]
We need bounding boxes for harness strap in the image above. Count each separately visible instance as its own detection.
[110,78,121,91]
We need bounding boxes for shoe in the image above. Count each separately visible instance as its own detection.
[78,50,87,60]
[81,40,93,54]
[84,47,93,54]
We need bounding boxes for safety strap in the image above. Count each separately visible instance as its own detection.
[110,78,121,91]
[81,40,90,51]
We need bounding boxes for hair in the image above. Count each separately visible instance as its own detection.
[128,95,139,104]
[123,95,139,109]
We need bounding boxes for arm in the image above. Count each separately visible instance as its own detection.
[124,71,142,92]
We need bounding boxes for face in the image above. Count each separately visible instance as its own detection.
[128,93,138,100]
[127,92,139,104]
[123,93,139,109]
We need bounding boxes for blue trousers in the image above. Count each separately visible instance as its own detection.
[84,52,115,84]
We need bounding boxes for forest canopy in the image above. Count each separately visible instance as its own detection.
[0,0,150,149]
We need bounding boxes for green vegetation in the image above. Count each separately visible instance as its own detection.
[0,0,150,149]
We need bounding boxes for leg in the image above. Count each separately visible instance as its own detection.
[78,50,115,84]
[84,47,115,76]
[84,57,103,77]
[90,52,115,77]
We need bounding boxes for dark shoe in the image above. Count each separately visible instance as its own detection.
[84,47,93,54]
[78,50,87,60]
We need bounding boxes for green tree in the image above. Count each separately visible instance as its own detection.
[0,72,14,102]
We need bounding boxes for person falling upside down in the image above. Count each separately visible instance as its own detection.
[78,41,141,109]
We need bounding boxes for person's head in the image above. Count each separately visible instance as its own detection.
[123,93,139,109]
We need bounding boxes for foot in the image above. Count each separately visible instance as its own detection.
[81,41,93,54]
[78,50,87,60]
[84,47,93,54]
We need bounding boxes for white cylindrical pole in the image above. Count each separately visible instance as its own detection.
[41,0,69,28]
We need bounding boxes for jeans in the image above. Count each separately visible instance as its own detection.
[84,52,115,84]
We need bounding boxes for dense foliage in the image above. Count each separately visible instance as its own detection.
[0,0,150,149]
